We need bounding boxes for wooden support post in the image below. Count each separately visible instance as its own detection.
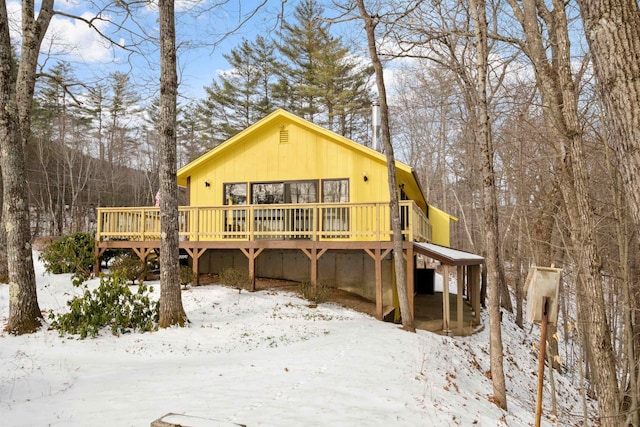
[184,247,206,286]
[535,297,550,427]
[365,247,391,321]
[367,248,383,320]
[442,264,450,334]
[457,265,464,336]
[94,246,106,275]
[132,247,154,264]
[240,247,264,291]
[301,247,327,292]
[405,246,415,319]
[472,265,481,325]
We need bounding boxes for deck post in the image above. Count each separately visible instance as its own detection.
[365,246,390,321]
[301,247,328,299]
[240,247,264,291]
[405,244,415,318]
[471,265,481,325]
[457,265,464,336]
[185,247,206,286]
[94,245,106,275]
[442,264,451,334]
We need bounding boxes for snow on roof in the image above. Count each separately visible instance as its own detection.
[413,242,484,266]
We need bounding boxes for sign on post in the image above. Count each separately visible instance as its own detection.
[524,265,562,427]
[525,266,562,325]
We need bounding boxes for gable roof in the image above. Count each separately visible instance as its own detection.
[177,109,426,207]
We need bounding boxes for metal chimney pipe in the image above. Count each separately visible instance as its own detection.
[372,99,381,151]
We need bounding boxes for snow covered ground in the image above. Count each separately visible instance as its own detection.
[1,254,595,426]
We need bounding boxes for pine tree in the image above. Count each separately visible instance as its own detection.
[197,36,278,145]
[274,0,373,137]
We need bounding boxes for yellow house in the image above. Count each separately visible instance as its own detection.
[95,109,482,333]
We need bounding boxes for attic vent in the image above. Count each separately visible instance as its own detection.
[279,128,289,144]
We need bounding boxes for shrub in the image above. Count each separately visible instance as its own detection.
[219,268,252,293]
[39,232,96,279]
[299,281,330,305]
[180,265,195,289]
[101,245,128,269]
[109,253,147,284]
[49,273,158,339]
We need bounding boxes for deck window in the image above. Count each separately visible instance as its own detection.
[223,183,248,237]
[322,179,349,202]
[252,181,317,204]
[224,183,247,205]
[250,181,318,239]
[321,179,349,237]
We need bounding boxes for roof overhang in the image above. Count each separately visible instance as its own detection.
[413,242,484,266]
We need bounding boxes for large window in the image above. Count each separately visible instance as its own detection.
[322,179,349,202]
[321,179,349,237]
[222,183,248,237]
[286,181,317,203]
[252,181,317,204]
[223,183,247,205]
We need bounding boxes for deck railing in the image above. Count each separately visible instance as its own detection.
[96,201,432,243]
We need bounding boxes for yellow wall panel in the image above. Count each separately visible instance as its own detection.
[177,109,448,233]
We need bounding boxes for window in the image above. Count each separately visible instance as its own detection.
[252,183,284,204]
[252,181,318,204]
[286,181,317,203]
[321,179,349,238]
[322,179,349,202]
[223,183,247,205]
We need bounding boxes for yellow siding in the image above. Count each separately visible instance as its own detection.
[184,118,394,207]
[428,205,458,247]
[175,109,447,242]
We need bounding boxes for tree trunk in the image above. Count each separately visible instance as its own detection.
[505,0,622,422]
[470,0,507,409]
[0,166,8,283]
[576,0,640,226]
[608,128,639,425]
[157,0,187,328]
[514,217,523,328]
[355,0,415,332]
[0,0,54,334]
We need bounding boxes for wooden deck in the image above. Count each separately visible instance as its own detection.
[95,201,431,243]
[94,201,482,335]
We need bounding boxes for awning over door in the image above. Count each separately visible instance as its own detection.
[412,242,484,266]
[412,242,484,335]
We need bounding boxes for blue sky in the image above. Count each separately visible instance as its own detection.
[7,1,267,99]
[9,1,364,102]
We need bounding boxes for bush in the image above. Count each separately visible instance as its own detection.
[299,281,330,305]
[219,268,252,293]
[49,273,158,339]
[39,232,96,279]
[180,265,195,289]
[109,253,147,284]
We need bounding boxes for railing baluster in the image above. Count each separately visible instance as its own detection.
[95,201,430,244]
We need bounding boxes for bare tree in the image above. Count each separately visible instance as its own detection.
[158,0,187,327]
[1,0,54,334]
[469,0,507,409]
[0,169,7,282]
[576,6,640,420]
[504,0,622,422]
[354,0,415,332]
[576,0,640,227]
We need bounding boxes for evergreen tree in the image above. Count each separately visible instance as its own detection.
[177,103,207,165]
[106,72,140,167]
[197,36,278,146]
[31,61,95,235]
[274,0,373,138]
